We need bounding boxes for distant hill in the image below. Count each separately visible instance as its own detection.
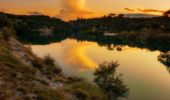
[123,13,159,18]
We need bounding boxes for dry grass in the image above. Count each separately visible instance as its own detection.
[0,32,108,100]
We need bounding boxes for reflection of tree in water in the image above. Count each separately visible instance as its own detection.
[94,61,129,100]
[71,33,170,52]
[158,52,170,73]
[106,44,123,51]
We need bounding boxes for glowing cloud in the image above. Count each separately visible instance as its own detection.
[137,8,164,13]
[124,8,135,12]
[57,0,93,20]
[61,39,98,71]
[125,7,165,14]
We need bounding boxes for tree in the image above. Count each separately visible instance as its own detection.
[94,61,129,100]
[0,14,11,28]
[1,27,15,40]
[163,9,170,17]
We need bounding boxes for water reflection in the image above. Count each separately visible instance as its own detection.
[31,39,98,79]
[60,40,98,71]
[31,39,170,100]
[158,52,170,74]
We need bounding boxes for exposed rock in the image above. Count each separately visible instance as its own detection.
[8,37,66,90]
[8,37,33,65]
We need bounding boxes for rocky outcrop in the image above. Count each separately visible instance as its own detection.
[8,37,66,87]
[9,37,34,65]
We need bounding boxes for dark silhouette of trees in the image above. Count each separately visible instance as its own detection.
[163,9,170,17]
[0,12,70,44]
[1,12,170,50]
[117,14,124,18]
[94,61,129,100]
[0,14,11,28]
[108,13,116,17]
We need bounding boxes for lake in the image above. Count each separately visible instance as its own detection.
[31,38,170,100]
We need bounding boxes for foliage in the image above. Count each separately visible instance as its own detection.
[70,14,170,34]
[1,11,170,100]
[94,61,129,100]
[158,52,170,67]
[0,27,109,100]
[70,81,107,100]
[0,12,70,44]
[43,55,62,74]
[163,9,170,17]
[0,27,15,40]
[1,12,170,48]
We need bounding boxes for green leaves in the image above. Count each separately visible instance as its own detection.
[94,61,129,100]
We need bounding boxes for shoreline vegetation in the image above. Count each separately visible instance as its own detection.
[0,29,128,100]
[1,12,170,52]
[0,11,170,99]
[0,12,170,52]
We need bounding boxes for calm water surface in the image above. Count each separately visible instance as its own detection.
[31,39,170,100]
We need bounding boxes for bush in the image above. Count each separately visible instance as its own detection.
[70,81,107,100]
[94,61,129,100]
[43,55,55,66]
[74,89,88,100]
[1,27,15,40]
[43,55,62,74]
[0,14,11,28]
[31,58,43,69]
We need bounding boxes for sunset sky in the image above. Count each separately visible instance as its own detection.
[0,0,170,20]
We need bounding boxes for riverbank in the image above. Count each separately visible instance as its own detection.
[0,31,106,100]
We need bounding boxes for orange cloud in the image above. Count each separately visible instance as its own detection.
[57,0,93,21]
[125,7,165,14]
[137,8,164,13]
[124,8,135,12]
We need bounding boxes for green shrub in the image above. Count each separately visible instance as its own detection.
[43,55,62,74]
[1,27,15,40]
[70,81,107,100]
[94,61,129,100]
[31,58,43,69]
[74,89,88,100]
[43,55,55,66]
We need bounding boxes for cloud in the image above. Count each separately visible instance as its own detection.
[28,11,44,16]
[125,7,165,14]
[137,8,164,13]
[57,0,93,20]
[124,8,135,12]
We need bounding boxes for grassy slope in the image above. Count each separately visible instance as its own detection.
[0,31,67,100]
[0,32,106,100]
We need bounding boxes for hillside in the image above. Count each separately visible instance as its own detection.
[0,30,106,100]
[0,12,70,44]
